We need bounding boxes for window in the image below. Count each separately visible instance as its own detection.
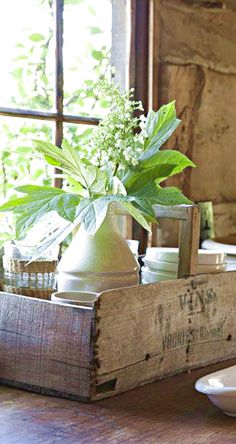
[0,0,112,193]
[0,0,150,248]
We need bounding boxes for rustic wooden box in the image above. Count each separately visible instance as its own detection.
[0,205,235,402]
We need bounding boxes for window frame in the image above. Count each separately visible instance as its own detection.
[129,0,150,252]
[0,0,100,189]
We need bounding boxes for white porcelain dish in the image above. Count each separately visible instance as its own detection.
[141,266,176,283]
[146,247,227,265]
[51,291,98,307]
[143,257,226,274]
[202,239,236,256]
[195,364,236,417]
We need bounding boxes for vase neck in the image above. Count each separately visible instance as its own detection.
[99,204,116,232]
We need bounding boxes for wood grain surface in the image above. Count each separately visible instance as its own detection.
[1,359,236,444]
[0,292,93,400]
[94,271,236,400]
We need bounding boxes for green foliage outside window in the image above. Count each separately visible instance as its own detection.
[0,0,112,246]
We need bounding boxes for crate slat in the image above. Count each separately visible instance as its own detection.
[0,292,93,401]
[92,271,236,400]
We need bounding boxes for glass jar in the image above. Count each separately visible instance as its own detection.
[3,241,59,299]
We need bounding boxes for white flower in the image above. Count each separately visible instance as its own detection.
[132,158,139,166]
[137,101,144,111]
[124,151,131,161]
[116,139,123,148]
[140,114,146,123]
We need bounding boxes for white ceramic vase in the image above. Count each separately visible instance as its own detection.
[57,206,140,293]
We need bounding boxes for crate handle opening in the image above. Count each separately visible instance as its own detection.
[153,205,200,279]
[95,378,117,394]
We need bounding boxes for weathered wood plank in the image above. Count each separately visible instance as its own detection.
[93,271,236,400]
[0,292,93,400]
[178,205,200,278]
[159,0,236,74]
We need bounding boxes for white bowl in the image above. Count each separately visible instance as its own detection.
[141,266,176,283]
[195,364,236,417]
[146,247,227,265]
[143,257,226,274]
[51,291,98,307]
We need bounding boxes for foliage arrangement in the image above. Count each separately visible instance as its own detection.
[0,81,195,258]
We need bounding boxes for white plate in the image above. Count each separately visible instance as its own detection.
[202,239,236,256]
[146,247,227,265]
[195,365,236,417]
[143,257,226,274]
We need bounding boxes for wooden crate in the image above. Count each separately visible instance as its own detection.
[0,205,236,402]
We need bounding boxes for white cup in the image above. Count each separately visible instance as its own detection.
[51,291,98,307]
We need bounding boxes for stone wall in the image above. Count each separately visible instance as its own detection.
[156,0,236,245]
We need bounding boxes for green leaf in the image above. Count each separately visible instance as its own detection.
[138,149,196,171]
[89,169,107,195]
[75,195,135,235]
[91,50,103,61]
[16,185,64,195]
[66,177,85,196]
[111,176,127,195]
[133,182,192,208]
[75,198,109,234]
[141,101,181,162]
[25,217,76,263]
[33,139,94,189]
[81,163,97,189]
[0,185,81,239]
[120,202,151,233]
[44,154,60,166]
[29,33,45,42]
[88,26,102,35]
[122,150,195,190]
[149,186,192,206]
[124,164,179,193]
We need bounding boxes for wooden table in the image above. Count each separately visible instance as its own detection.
[1,360,236,444]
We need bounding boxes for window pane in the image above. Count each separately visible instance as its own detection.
[63,0,112,117]
[0,117,54,203]
[0,0,55,111]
